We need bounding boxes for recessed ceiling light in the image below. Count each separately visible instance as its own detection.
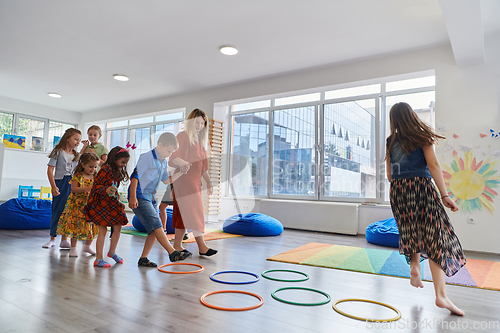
[113,74,129,81]
[220,46,238,56]
[48,93,62,98]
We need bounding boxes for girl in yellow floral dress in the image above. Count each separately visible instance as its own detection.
[57,152,100,257]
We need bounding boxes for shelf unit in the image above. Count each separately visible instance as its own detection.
[202,119,224,216]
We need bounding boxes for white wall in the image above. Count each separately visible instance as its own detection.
[0,145,51,201]
[0,97,82,202]
[0,95,81,125]
[81,33,500,253]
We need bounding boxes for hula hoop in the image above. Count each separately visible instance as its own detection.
[158,263,204,274]
[332,299,402,322]
[261,269,309,282]
[271,287,330,306]
[210,270,260,284]
[200,290,264,311]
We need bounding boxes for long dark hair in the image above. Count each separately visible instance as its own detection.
[48,128,81,161]
[104,146,130,182]
[73,152,99,177]
[385,102,444,160]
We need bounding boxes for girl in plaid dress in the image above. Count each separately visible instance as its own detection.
[85,146,130,267]
[386,102,465,316]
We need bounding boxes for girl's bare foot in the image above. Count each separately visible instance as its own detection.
[410,265,424,288]
[435,296,465,316]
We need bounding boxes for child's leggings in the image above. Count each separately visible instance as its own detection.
[50,175,72,237]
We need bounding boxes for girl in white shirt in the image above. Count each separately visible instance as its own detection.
[42,128,89,249]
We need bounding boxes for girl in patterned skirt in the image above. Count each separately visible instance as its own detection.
[386,102,466,316]
[84,146,130,268]
[57,153,100,257]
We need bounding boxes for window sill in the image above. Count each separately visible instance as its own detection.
[4,147,48,154]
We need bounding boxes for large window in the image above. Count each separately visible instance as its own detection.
[104,111,184,151]
[272,106,316,197]
[323,99,376,199]
[101,110,184,195]
[0,112,13,140]
[228,72,435,203]
[0,110,75,152]
[49,121,74,151]
[17,117,46,150]
[231,111,269,196]
[130,127,151,165]
[103,110,184,165]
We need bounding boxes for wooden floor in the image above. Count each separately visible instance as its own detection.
[1,224,500,333]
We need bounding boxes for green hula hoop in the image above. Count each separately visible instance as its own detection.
[261,269,309,282]
[271,287,331,306]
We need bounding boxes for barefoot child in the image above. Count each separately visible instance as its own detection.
[386,102,466,316]
[57,152,100,257]
[84,146,130,267]
[43,128,89,249]
[128,132,192,267]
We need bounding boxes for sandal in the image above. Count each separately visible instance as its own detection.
[138,257,157,267]
[169,250,192,262]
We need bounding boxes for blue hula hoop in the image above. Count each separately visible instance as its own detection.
[210,270,260,284]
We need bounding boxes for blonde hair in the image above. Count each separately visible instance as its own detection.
[185,108,208,147]
[48,128,81,161]
[87,125,102,136]
[385,102,444,160]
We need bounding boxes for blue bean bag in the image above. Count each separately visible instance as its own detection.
[132,207,175,234]
[0,198,52,229]
[365,217,399,248]
[223,213,283,236]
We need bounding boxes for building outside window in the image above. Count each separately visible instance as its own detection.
[229,72,435,203]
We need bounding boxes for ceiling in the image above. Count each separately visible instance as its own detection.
[1,0,499,113]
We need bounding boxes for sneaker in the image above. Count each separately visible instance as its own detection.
[94,259,111,268]
[169,250,192,262]
[199,248,218,257]
[107,253,124,263]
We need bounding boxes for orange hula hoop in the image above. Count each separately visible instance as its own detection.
[158,262,204,274]
[200,290,264,311]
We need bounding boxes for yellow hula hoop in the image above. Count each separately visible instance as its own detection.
[332,298,402,322]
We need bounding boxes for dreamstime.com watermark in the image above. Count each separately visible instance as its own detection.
[366,318,500,330]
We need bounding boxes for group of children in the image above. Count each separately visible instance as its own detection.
[42,125,191,268]
[41,104,466,315]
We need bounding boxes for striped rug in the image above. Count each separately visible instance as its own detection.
[267,242,500,291]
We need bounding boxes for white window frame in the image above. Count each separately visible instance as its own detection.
[0,110,76,152]
[102,109,185,151]
[226,70,435,204]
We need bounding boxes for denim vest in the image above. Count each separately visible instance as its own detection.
[388,139,431,180]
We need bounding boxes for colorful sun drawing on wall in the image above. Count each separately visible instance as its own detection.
[442,151,499,214]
